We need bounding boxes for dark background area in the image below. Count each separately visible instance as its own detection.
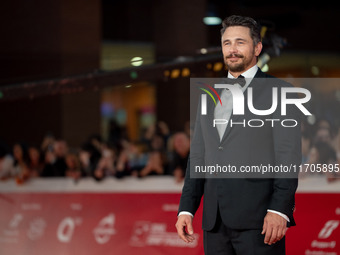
[0,0,339,147]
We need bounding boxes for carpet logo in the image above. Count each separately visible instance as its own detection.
[93,213,116,244]
[130,221,198,248]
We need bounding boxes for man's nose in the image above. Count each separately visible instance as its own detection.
[229,43,238,53]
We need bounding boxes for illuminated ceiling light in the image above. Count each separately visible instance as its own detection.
[200,48,208,54]
[203,17,222,26]
[261,64,269,72]
[182,68,190,77]
[170,69,180,79]
[130,57,143,66]
[125,84,132,88]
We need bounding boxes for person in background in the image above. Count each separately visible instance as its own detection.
[170,132,190,183]
[12,143,30,183]
[79,146,92,177]
[65,152,83,182]
[28,146,44,177]
[157,121,171,148]
[40,146,57,177]
[139,134,166,177]
[303,141,340,182]
[40,133,55,153]
[52,140,68,176]
[314,119,339,152]
[0,141,14,180]
[115,140,147,178]
[127,142,148,177]
[335,126,340,161]
[79,142,101,180]
[92,143,116,181]
[301,132,311,165]
[183,121,192,139]
[108,120,128,149]
[40,139,68,177]
[305,119,340,182]
[88,134,104,154]
[141,121,170,151]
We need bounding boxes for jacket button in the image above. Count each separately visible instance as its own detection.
[218,146,223,150]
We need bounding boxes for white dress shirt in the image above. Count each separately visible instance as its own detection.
[214,65,258,140]
[179,64,290,222]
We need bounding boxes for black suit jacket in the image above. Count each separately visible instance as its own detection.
[178,70,301,231]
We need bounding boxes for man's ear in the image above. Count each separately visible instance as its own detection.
[255,42,263,57]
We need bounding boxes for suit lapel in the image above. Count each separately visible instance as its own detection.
[219,69,266,144]
[208,87,224,142]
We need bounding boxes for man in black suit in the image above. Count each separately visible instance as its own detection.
[175,15,301,254]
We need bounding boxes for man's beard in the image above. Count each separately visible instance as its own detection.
[224,49,255,73]
[224,53,246,73]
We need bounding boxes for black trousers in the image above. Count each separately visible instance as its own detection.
[203,209,286,255]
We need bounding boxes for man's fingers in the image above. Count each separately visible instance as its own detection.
[277,227,287,241]
[178,228,195,243]
[264,226,273,244]
[264,225,287,245]
[175,223,188,242]
[276,228,283,242]
[184,218,195,242]
[177,228,188,242]
[268,227,278,245]
[261,221,267,235]
[186,218,194,235]
[186,233,195,242]
[262,212,288,245]
[175,220,188,242]
[275,224,287,242]
[176,215,195,243]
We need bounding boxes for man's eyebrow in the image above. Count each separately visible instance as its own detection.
[222,38,247,43]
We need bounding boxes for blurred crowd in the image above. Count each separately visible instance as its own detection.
[0,121,191,184]
[0,118,340,185]
[301,118,340,182]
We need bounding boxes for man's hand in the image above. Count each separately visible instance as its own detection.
[261,212,288,245]
[175,215,195,243]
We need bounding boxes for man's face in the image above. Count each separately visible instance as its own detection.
[221,26,262,74]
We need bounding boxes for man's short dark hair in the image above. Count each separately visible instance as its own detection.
[221,15,261,46]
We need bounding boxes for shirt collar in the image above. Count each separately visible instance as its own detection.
[227,64,258,90]
[227,64,258,79]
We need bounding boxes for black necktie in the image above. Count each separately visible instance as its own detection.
[224,75,246,87]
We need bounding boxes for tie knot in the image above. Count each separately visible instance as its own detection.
[225,75,246,87]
